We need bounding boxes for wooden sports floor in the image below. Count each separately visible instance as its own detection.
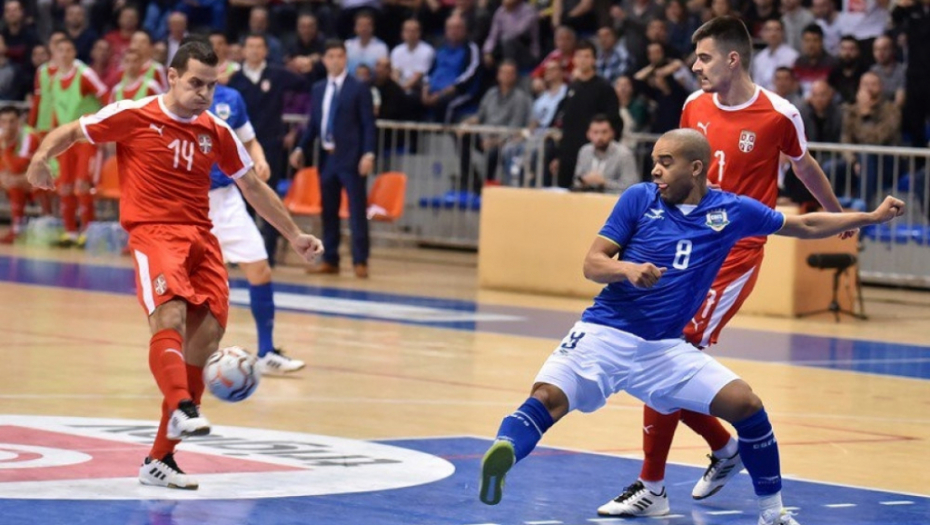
[0,243,928,525]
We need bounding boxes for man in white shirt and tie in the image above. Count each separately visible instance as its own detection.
[290,40,377,278]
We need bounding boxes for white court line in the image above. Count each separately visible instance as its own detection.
[707,510,743,515]
[776,357,930,366]
[880,501,915,505]
[823,503,857,508]
[525,521,563,524]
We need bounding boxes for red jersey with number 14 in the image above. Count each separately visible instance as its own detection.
[680,86,806,248]
[79,95,254,231]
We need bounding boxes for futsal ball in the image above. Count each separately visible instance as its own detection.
[203,346,260,402]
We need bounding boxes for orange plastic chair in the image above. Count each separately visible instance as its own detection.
[94,156,121,200]
[284,167,322,215]
[367,172,407,222]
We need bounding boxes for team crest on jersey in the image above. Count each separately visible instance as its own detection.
[153,274,167,295]
[705,209,730,232]
[215,103,231,120]
[738,130,756,153]
[197,134,213,154]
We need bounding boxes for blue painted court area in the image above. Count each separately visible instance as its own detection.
[2,254,930,380]
[1,437,926,525]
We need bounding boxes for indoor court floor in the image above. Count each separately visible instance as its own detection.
[0,244,928,525]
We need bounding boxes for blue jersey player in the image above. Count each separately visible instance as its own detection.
[208,84,306,375]
[478,129,904,525]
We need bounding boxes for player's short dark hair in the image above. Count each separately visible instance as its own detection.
[354,10,375,24]
[764,18,785,30]
[802,23,824,38]
[0,105,21,117]
[589,114,612,127]
[170,39,218,74]
[244,32,268,46]
[840,34,858,45]
[574,39,596,56]
[774,66,795,77]
[324,39,346,53]
[692,16,753,71]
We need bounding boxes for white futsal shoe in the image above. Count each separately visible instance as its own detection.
[597,480,670,517]
[139,453,199,490]
[257,349,306,375]
[759,508,801,525]
[692,450,743,499]
[166,400,210,440]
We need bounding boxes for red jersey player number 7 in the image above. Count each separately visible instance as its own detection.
[25,39,323,491]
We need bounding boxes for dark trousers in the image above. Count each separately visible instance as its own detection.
[903,79,930,147]
[320,151,370,266]
[257,138,285,266]
[459,134,501,193]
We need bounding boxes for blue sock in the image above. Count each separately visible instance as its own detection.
[734,408,782,496]
[495,398,554,462]
[249,282,275,356]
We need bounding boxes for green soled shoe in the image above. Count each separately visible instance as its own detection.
[479,440,515,505]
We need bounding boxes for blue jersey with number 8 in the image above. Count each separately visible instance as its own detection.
[581,183,785,340]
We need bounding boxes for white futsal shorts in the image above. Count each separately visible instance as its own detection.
[534,321,740,415]
[208,184,269,264]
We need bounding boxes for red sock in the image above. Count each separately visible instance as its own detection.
[149,329,189,411]
[61,194,78,232]
[33,190,52,215]
[639,405,681,482]
[149,399,180,460]
[78,193,95,227]
[186,363,205,406]
[680,410,732,452]
[7,188,26,229]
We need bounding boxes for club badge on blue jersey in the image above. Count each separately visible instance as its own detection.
[215,103,231,120]
[705,209,730,232]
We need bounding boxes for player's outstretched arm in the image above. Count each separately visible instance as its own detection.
[234,169,324,261]
[777,196,905,239]
[26,121,87,189]
[583,236,666,288]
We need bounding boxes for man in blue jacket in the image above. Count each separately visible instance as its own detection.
[290,39,376,279]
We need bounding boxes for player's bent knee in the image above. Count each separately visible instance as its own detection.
[530,382,570,421]
[709,379,762,423]
[149,300,187,336]
[241,260,272,284]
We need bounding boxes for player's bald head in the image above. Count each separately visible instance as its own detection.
[658,129,711,176]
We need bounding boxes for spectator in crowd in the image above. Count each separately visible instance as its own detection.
[615,74,649,146]
[828,35,868,104]
[459,59,532,189]
[452,0,493,46]
[812,0,859,56]
[801,80,843,144]
[229,33,311,265]
[2,0,39,68]
[555,40,620,188]
[611,0,665,71]
[483,0,539,70]
[596,26,633,84]
[573,114,637,193]
[390,19,435,94]
[210,31,241,84]
[286,13,326,79]
[245,6,284,65]
[752,19,799,92]
[337,0,382,41]
[634,42,689,133]
[165,11,188,65]
[793,23,837,98]
[381,0,421,48]
[373,56,414,151]
[869,35,905,108]
[780,0,815,52]
[892,0,930,147]
[0,35,28,100]
[552,0,597,35]
[104,5,140,73]
[665,0,701,58]
[422,15,480,123]
[772,66,804,108]
[177,0,227,35]
[849,0,890,51]
[742,0,781,39]
[709,0,736,19]
[143,0,177,41]
[640,18,681,68]
[63,4,97,63]
[152,40,168,66]
[346,11,389,77]
[531,26,576,92]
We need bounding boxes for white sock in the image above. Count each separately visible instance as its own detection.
[758,491,783,514]
[640,478,664,494]
[713,437,739,459]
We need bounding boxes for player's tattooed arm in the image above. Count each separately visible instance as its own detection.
[583,236,666,288]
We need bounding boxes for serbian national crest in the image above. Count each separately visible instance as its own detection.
[197,134,213,154]
[738,130,756,153]
[153,274,167,295]
[705,209,730,232]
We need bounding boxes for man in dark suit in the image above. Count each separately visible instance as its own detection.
[290,39,376,279]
